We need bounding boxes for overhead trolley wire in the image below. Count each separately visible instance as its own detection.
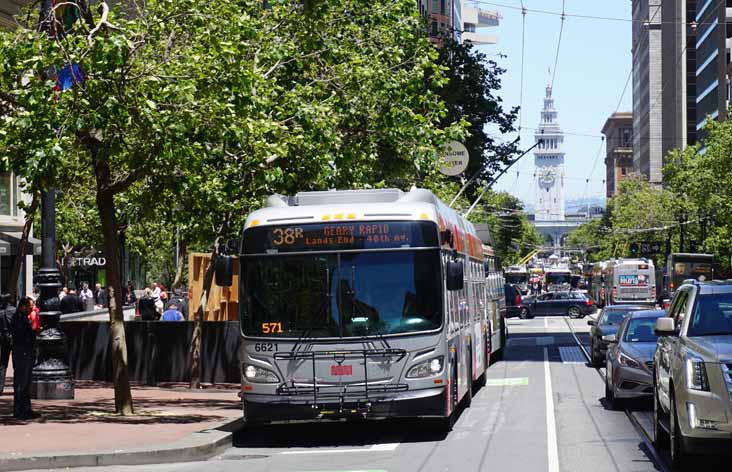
[550,0,566,90]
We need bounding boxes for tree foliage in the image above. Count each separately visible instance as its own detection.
[0,0,466,410]
[436,36,519,196]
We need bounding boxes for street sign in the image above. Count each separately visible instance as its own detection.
[438,141,469,176]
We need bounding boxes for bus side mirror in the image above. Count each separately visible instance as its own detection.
[447,260,464,291]
[215,255,234,287]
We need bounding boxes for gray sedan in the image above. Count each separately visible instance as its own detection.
[603,310,665,410]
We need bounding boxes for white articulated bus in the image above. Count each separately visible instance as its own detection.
[217,188,506,429]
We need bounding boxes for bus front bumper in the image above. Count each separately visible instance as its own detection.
[242,387,446,423]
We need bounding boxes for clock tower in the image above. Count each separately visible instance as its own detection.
[534,85,565,221]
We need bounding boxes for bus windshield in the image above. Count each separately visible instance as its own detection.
[546,273,571,285]
[505,273,528,284]
[240,250,442,338]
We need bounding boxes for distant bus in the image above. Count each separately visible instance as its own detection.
[545,267,572,291]
[504,265,529,294]
[605,259,656,306]
[665,253,714,294]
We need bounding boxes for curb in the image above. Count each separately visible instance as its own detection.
[0,416,242,471]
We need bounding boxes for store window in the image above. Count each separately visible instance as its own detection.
[0,173,18,217]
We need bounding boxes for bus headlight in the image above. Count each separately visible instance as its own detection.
[244,365,279,384]
[406,356,444,378]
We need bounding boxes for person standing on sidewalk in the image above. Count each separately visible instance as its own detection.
[0,294,15,395]
[11,297,35,420]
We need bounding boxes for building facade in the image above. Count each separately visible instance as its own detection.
[533,85,565,222]
[461,4,499,45]
[601,112,634,199]
[419,0,462,42]
[692,0,731,145]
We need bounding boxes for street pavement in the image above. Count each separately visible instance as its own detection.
[20,314,731,472]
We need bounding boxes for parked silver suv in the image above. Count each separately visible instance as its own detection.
[653,280,732,467]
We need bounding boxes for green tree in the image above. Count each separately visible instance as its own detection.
[436,36,519,194]
[1,0,465,404]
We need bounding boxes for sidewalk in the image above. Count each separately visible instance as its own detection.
[0,371,242,470]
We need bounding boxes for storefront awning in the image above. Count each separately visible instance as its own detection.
[0,232,42,256]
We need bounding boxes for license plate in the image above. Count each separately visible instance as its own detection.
[330,365,353,376]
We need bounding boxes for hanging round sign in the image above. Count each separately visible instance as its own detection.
[438,141,469,176]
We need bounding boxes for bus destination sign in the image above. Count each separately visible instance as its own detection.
[243,221,438,253]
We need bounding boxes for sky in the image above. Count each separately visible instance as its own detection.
[468,1,632,205]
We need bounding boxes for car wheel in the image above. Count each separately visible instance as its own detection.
[605,364,620,410]
[653,378,669,449]
[567,306,581,319]
[590,338,601,367]
[519,307,530,319]
[669,389,690,469]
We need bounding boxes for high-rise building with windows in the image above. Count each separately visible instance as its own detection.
[418,0,462,43]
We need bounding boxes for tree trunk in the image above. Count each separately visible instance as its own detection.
[8,192,39,303]
[94,153,134,415]
[189,244,218,389]
[172,240,186,289]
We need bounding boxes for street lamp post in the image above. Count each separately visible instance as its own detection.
[31,188,74,399]
[30,0,74,400]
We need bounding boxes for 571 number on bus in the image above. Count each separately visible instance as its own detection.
[261,322,284,334]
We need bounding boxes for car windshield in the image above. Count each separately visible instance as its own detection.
[688,293,732,337]
[600,309,635,325]
[240,250,442,337]
[623,317,659,342]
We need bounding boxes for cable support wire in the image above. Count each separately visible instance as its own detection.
[467,1,727,26]
[550,0,566,90]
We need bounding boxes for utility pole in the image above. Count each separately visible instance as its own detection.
[31,0,74,400]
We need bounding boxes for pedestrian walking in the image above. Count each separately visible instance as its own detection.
[0,294,15,395]
[11,297,36,420]
[161,303,184,321]
[125,281,137,306]
[138,288,157,321]
[166,288,189,320]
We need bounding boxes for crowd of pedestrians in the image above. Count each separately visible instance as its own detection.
[134,282,188,321]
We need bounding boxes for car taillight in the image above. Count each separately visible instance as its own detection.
[586,298,593,306]
[515,295,521,306]
[669,282,674,290]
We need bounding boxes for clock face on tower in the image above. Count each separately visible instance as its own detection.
[538,168,556,189]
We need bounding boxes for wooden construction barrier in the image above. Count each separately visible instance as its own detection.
[188,252,239,321]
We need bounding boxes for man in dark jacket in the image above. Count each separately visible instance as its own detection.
[166,288,189,320]
[60,289,83,314]
[11,297,35,420]
[94,283,107,307]
[137,289,156,321]
[0,294,14,395]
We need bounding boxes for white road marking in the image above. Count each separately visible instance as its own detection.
[281,443,399,455]
[544,347,560,472]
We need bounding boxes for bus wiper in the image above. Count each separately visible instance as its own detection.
[292,266,332,353]
[349,265,391,350]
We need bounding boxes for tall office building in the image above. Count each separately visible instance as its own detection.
[693,0,732,144]
[631,0,687,184]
